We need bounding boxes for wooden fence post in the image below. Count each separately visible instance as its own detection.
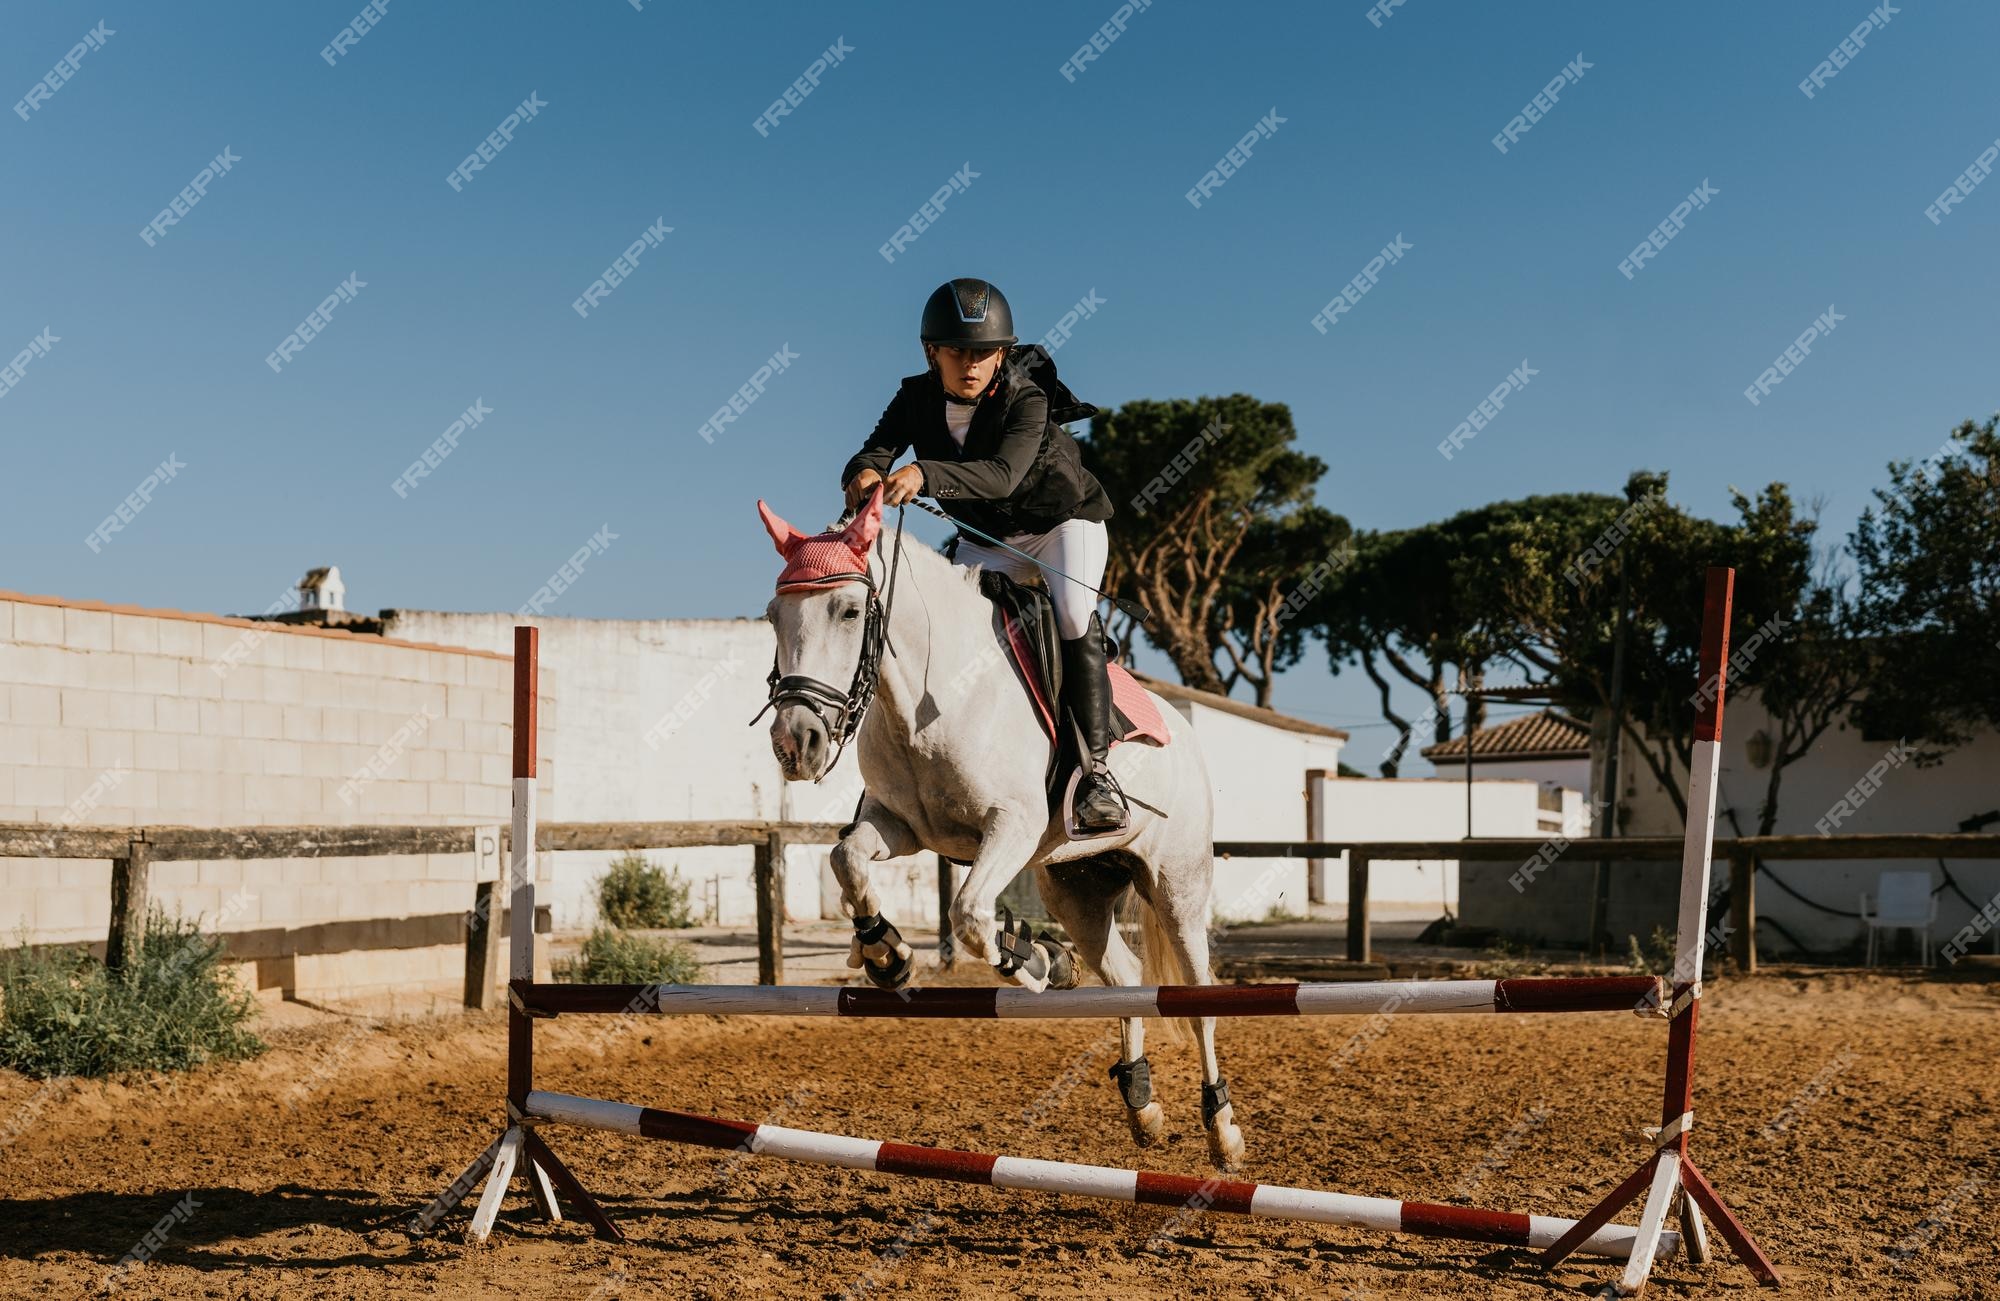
[465,882,504,1010]
[106,836,151,972]
[1305,770,1329,905]
[463,824,505,1009]
[755,830,785,986]
[936,855,957,969]
[1728,847,1757,974]
[1346,850,1371,963]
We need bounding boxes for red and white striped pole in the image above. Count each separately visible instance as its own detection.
[516,975,1667,1020]
[511,625,539,993]
[526,1089,1681,1261]
[1542,567,1778,1294]
[467,627,547,1242]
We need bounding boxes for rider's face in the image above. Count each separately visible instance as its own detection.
[929,344,1005,398]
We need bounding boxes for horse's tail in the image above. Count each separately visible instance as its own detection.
[1136,889,1194,1045]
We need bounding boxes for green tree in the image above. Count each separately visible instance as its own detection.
[1214,505,1353,707]
[1320,494,1619,775]
[1474,473,1852,827]
[1850,416,2000,758]
[1085,395,1334,698]
[1724,487,1867,834]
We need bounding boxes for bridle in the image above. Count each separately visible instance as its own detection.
[750,507,907,779]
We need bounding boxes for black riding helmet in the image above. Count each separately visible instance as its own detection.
[920,278,1017,349]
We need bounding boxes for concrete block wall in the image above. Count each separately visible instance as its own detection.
[0,591,550,1003]
[380,610,848,931]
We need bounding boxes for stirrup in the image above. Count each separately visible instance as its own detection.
[1062,768,1129,842]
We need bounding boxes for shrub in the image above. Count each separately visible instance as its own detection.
[596,853,695,929]
[1478,936,1549,979]
[0,908,265,1079]
[554,925,703,984]
[1626,926,1678,976]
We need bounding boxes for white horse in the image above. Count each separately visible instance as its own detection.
[757,492,1245,1168]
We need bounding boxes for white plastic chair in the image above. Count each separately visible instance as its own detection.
[1860,870,1939,966]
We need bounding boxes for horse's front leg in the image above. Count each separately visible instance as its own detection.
[830,796,922,989]
[949,809,1058,990]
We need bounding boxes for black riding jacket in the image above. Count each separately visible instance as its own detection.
[841,369,1113,539]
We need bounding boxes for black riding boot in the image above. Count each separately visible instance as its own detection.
[1059,612,1129,834]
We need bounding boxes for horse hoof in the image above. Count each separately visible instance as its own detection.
[1207,1117,1246,1172]
[1128,1102,1167,1147]
[1039,935,1080,990]
[1000,961,1048,993]
[865,943,914,990]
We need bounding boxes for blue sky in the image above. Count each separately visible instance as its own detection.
[5,1,1995,770]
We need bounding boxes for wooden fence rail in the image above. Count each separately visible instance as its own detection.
[2,822,1993,993]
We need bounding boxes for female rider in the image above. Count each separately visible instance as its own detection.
[841,277,1127,834]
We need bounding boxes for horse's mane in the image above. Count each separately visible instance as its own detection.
[867,521,990,599]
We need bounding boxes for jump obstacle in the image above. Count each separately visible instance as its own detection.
[426,566,1777,1295]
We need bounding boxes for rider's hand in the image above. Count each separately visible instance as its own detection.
[881,463,925,506]
[844,470,883,510]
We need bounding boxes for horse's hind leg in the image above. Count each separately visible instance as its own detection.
[1145,875,1246,1171]
[830,797,922,989]
[1040,864,1165,1147]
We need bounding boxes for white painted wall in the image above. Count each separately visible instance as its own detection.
[1617,693,2000,956]
[389,612,1378,935]
[1313,777,1587,919]
[1429,755,1591,798]
[0,592,528,1003]
[380,610,857,931]
[1164,700,1344,922]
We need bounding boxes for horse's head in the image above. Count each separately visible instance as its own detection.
[757,487,885,782]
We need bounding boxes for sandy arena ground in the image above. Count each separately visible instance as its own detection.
[3,968,1996,1300]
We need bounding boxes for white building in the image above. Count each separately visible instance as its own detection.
[1442,694,2000,959]
[297,566,346,613]
[1615,694,2000,959]
[1421,709,1592,797]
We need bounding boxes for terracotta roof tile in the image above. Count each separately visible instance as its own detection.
[1421,709,1590,762]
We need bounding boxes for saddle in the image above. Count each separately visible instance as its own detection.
[977,570,1169,816]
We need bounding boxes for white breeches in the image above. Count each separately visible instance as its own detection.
[952,517,1109,640]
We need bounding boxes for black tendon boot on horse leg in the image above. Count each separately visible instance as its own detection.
[1060,613,1129,838]
[849,912,913,989]
[992,907,1081,993]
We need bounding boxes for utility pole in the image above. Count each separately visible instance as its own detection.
[1589,557,1630,958]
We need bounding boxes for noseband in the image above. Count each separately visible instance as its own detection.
[751,509,906,779]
